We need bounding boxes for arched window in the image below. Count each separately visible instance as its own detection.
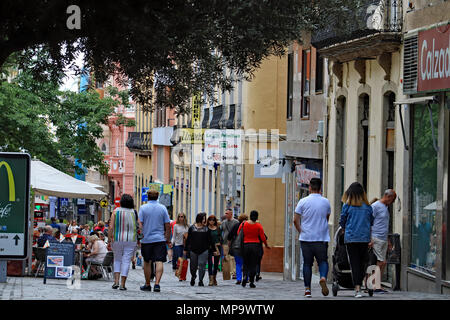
[101,143,107,154]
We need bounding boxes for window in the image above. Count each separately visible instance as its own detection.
[315,52,324,93]
[301,49,311,119]
[410,103,438,275]
[287,53,293,120]
[157,146,164,181]
[302,50,311,96]
[101,143,107,154]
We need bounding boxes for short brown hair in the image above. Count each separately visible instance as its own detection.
[238,214,248,223]
[148,190,159,200]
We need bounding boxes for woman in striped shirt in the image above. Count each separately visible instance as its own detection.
[108,194,138,290]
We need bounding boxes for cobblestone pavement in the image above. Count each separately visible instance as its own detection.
[1,262,450,300]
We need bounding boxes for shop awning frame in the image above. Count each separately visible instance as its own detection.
[394,95,439,151]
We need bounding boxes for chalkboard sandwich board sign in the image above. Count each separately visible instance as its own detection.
[43,242,75,284]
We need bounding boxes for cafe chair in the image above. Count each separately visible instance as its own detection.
[33,247,47,278]
[86,251,114,280]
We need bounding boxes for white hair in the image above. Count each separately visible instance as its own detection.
[384,189,396,197]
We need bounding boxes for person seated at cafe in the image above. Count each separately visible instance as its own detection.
[53,228,65,242]
[37,226,57,247]
[94,221,106,233]
[64,227,86,245]
[97,231,108,245]
[80,224,90,238]
[84,235,108,279]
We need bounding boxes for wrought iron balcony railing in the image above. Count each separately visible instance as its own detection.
[126,132,152,154]
[311,0,402,49]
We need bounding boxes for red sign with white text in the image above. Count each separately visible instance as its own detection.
[418,25,450,92]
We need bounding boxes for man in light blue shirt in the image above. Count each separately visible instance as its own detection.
[294,178,331,298]
[370,189,396,293]
[138,190,171,292]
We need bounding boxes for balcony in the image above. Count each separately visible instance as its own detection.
[126,132,152,155]
[311,0,402,62]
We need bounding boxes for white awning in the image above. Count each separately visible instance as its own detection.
[31,160,107,200]
[86,181,104,190]
[424,201,436,211]
[394,96,437,105]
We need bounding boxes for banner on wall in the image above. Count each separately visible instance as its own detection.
[295,164,321,186]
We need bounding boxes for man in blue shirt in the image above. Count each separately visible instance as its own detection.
[50,217,60,231]
[138,190,171,292]
[370,189,396,293]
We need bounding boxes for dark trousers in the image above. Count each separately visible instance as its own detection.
[189,250,208,282]
[256,244,263,276]
[172,245,184,270]
[346,242,369,287]
[242,243,261,284]
[300,241,329,288]
[208,252,220,276]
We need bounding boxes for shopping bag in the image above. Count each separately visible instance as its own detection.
[175,257,184,278]
[179,259,188,281]
[222,255,231,280]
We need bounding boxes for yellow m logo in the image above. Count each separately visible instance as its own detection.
[0,161,15,202]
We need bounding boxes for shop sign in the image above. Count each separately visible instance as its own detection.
[180,128,205,144]
[191,93,202,129]
[418,25,450,92]
[0,152,30,259]
[204,129,242,164]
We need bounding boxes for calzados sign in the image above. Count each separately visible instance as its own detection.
[418,25,450,92]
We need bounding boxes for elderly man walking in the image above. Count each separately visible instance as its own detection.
[370,189,397,293]
[221,209,239,278]
[138,190,172,292]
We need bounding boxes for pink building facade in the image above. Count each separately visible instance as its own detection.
[95,74,136,205]
[101,108,135,201]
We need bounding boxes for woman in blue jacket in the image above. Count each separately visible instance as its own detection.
[339,182,374,298]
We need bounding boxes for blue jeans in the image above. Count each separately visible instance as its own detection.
[300,241,329,288]
[234,255,244,281]
[172,245,184,270]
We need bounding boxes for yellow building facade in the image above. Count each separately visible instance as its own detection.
[172,54,287,272]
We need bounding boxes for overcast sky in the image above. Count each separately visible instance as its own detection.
[60,51,85,92]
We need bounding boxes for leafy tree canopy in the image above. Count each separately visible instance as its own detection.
[0,51,132,175]
[0,0,361,114]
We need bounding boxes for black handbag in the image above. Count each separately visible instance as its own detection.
[231,222,245,257]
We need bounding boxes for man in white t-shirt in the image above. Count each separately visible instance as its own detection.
[294,177,331,298]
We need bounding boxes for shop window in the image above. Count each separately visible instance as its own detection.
[410,103,438,275]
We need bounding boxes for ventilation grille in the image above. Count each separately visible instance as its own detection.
[403,35,418,94]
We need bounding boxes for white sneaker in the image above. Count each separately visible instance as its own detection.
[305,288,312,298]
[354,291,363,298]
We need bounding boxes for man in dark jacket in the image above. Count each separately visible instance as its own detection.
[37,226,57,247]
